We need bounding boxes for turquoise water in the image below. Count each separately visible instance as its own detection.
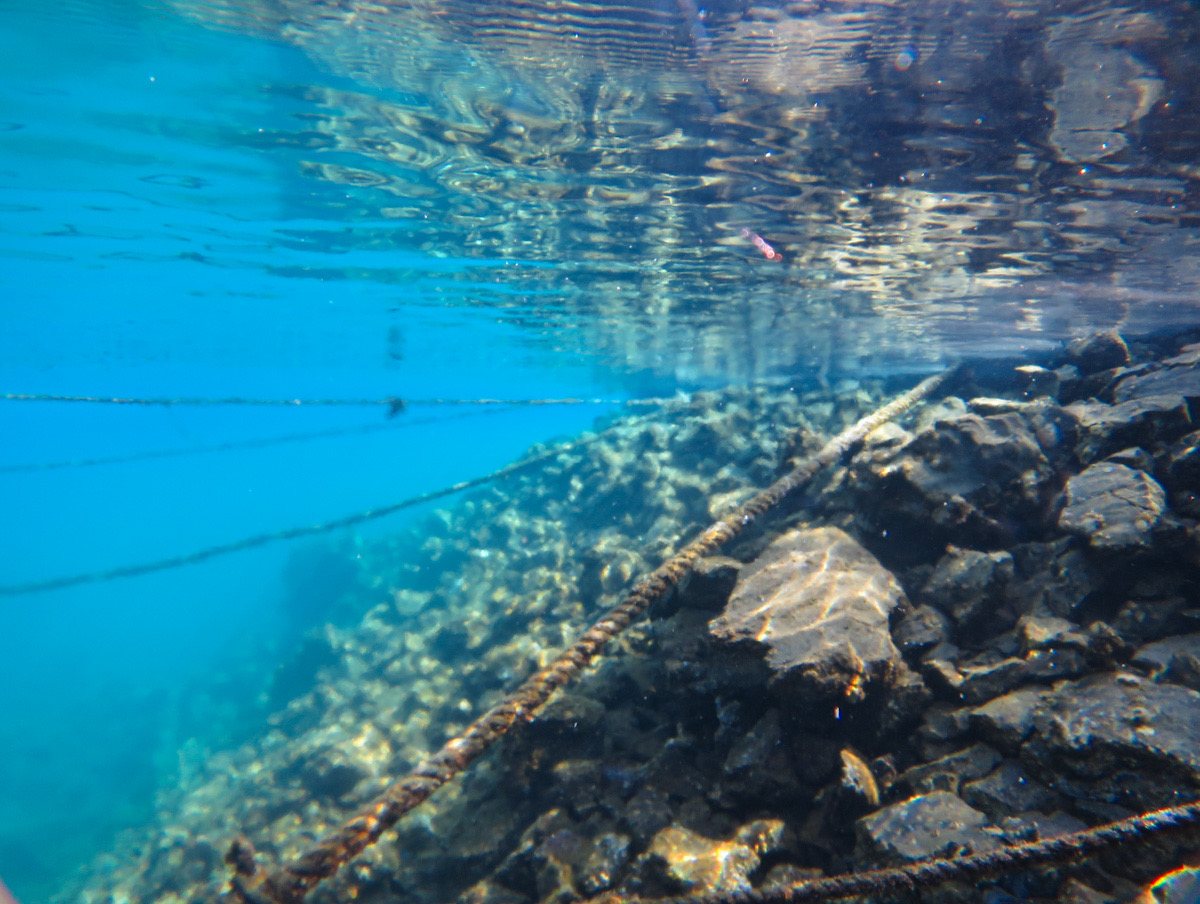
[2,0,1199,900]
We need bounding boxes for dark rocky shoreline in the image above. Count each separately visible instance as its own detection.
[65,328,1200,904]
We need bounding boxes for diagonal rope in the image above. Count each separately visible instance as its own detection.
[223,365,961,904]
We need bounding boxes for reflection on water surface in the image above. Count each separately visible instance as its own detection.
[173,0,1200,378]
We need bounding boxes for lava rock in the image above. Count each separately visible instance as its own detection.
[893,605,951,656]
[850,405,1074,558]
[577,832,631,895]
[1058,462,1167,553]
[961,760,1059,818]
[1066,395,1192,463]
[1022,673,1200,809]
[676,556,741,612]
[715,709,800,805]
[635,825,760,894]
[968,687,1049,753]
[1007,538,1103,619]
[1132,633,1200,691]
[894,743,1002,797]
[1113,344,1200,406]
[1066,331,1131,374]
[709,526,907,703]
[277,750,366,801]
[1162,430,1200,516]
[921,547,1015,631]
[855,791,998,865]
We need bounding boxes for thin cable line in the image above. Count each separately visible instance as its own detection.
[0,433,593,597]
[0,407,514,474]
[1,392,670,410]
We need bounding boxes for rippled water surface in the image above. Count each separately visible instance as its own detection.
[7,0,1200,385]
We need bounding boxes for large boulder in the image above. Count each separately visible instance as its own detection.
[709,526,908,705]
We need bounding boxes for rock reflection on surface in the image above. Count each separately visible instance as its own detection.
[164,0,1200,381]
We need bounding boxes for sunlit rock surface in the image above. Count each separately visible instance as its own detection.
[709,526,907,701]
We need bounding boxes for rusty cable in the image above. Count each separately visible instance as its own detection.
[223,365,961,904]
[612,798,1200,904]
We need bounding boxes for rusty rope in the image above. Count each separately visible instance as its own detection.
[223,365,960,904]
[616,799,1200,904]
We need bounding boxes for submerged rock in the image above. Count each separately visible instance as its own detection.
[1022,673,1200,809]
[635,825,760,894]
[709,526,908,703]
[1132,633,1200,692]
[850,404,1074,558]
[1113,343,1200,405]
[921,547,1014,632]
[856,791,997,864]
[1057,462,1167,553]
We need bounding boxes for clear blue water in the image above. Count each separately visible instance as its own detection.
[2,0,1199,899]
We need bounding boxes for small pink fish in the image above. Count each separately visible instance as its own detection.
[739,227,782,262]
[0,876,21,904]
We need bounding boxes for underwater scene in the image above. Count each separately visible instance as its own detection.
[3,0,1200,902]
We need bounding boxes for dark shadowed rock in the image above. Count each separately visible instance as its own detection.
[921,547,1014,631]
[1058,462,1167,552]
[893,604,951,655]
[1066,396,1193,463]
[677,556,742,612]
[709,526,907,702]
[277,750,366,801]
[1133,633,1200,692]
[855,791,997,865]
[1163,430,1200,517]
[1008,539,1102,619]
[961,760,1059,818]
[1067,330,1130,374]
[969,687,1048,753]
[1022,673,1200,809]
[714,709,800,805]
[1113,343,1200,405]
[894,744,1002,796]
[850,405,1074,559]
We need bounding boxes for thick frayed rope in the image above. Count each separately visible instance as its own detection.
[608,799,1200,904]
[224,366,960,904]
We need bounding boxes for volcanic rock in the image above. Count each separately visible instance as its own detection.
[850,404,1074,558]
[1132,633,1200,692]
[709,526,907,703]
[1022,673,1200,809]
[635,825,760,894]
[921,547,1014,631]
[894,743,1002,796]
[1066,396,1192,463]
[968,686,1048,753]
[1113,343,1200,406]
[1057,462,1167,553]
[855,791,998,864]
[1066,330,1131,374]
[961,760,1058,818]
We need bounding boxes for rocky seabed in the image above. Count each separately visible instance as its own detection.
[67,329,1200,904]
